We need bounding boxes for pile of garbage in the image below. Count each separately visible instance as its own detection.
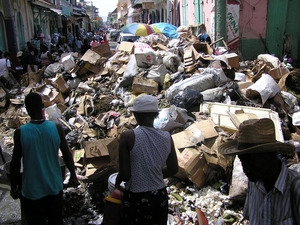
[1,27,300,224]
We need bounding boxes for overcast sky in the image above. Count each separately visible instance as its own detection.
[93,0,118,21]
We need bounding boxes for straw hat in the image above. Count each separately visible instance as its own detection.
[219,118,295,155]
[129,95,160,113]
[17,51,23,57]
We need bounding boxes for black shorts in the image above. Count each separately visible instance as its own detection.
[21,191,63,225]
[121,187,168,225]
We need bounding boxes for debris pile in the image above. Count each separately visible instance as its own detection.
[1,27,300,224]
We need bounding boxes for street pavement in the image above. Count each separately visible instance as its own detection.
[0,42,118,225]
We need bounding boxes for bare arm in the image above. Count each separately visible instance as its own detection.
[163,136,178,178]
[10,128,22,199]
[115,130,134,189]
[56,123,79,186]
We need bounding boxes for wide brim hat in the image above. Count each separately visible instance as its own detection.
[129,94,161,113]
[219,118,295,155]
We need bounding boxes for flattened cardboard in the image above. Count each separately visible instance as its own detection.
[92,44,111,57]
[52,76,70,94]
[81,49,101,65]
[84,139,110,158]
[172,119,218,149]
[268,67,289,80]
[118,42,134,54]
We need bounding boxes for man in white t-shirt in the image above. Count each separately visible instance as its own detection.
[0,52,18,89]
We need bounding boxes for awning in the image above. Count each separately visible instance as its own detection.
[50,8,62,15]
[62,5,71,16]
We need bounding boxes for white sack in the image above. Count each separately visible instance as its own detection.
[245,73,281,105]
[257,54,281,68]
[229,156,248,202]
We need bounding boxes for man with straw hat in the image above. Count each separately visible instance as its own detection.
[219,118,300,224]
[115,94,178,225]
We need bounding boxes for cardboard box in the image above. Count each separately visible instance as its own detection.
[118,42,134,54]
[61,54,76,71]
[42,91,65,107]
[172,119,218,149]
[83,138,119,176]
[92,44,112,57]
[225,53,240,69]
[268,67,289,80]
[81,49,101,65]
[52,76,70,94]
[177,148,207,188]
[193,41,213,56]
[132,76,159,95]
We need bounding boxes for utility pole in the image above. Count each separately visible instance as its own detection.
[2,0,18,54]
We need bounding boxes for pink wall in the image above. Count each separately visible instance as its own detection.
[203,0,215,38]
[239,0,267,39]
[187,0,196,25]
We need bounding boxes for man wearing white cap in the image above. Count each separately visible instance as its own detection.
[116,94,178,225]
[219,118,300,225]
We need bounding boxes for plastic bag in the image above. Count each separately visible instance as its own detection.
[170,88,203,110]
[201,87,225,102]
[45,104,62,123]
[147,64,168,85]
[162,52,181,73]
[44,63,64,78]
[228,156,248,202]
[154,105,194,131]
[165,73,215,101]
[119,55,139,88]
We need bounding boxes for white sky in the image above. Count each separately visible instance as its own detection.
[92,0,118,21]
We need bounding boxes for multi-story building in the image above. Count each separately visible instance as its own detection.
[0,0,93,56]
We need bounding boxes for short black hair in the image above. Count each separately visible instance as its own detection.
[25,92,43,112]
[4,52,10,57]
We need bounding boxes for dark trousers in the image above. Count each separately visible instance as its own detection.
[20,191,63,225]
[121,187,168,225]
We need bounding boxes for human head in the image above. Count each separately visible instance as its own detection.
[219,118,295,182]
[129,95,160,124]
[40,44,48,52]
[4,52,11,59]
[25,92,44,117]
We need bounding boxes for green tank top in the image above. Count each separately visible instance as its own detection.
[20,120,63,200]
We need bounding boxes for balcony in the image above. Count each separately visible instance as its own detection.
[117,10,127,20]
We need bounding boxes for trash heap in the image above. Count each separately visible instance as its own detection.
[1,27,300,224]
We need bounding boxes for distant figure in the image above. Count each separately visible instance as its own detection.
[198,33,212,44]
[90,37,99,48]
[10,92,79,225]
[81,39,91,55]
[39,44,53,68]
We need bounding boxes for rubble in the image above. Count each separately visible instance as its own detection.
[1,28,300,224]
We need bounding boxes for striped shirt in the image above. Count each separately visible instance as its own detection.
[243,162,300,225]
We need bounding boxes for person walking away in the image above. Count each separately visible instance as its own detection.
[81,39,90,55]
[75,37,83,53]
[90,37,99,48]
[0,52,19,89]
[219,118,300,224]
[39,44,53,68]
[115,94,178,225]
[10,92,79,225]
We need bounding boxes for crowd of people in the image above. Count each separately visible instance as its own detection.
[0,30,110,90]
